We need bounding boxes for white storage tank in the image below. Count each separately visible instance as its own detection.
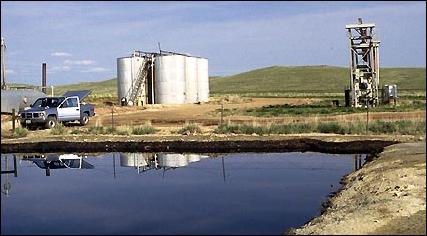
[155,55,186,104]
[184,57,198,103]
[197,58,209,102]
[158,154,188,167]
[117,56,145,103]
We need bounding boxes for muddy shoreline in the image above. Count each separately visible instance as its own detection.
[1,138,398,154]
[286,142,426,235]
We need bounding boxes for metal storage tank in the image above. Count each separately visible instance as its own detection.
[117,56,145,103]
[119,153,150,168]
[154,55,186,104]
[197,58,209,102]
[184,57,198,103]
[1,89,46,113]
[158,154,188,167]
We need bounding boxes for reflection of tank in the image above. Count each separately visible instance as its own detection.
[119,153,157,173]
[185,154,209,163]
[158,154,188,168]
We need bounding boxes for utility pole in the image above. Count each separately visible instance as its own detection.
[1,37,6,90]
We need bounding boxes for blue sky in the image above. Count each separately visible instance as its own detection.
[1,1,426,86]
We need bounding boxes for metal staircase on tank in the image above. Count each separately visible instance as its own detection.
[128,59,150,105]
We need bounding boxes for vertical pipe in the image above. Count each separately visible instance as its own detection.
[42,63,47,94]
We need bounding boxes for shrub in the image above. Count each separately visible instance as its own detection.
[178,123,202,135]
[12,127,29,138]
[105,127,117,134]
[317,122,346,134]
[50,123,67,135]
[131,125,157,135]
[88,126,105,134]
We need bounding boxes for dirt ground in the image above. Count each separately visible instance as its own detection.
[287,142,426,235]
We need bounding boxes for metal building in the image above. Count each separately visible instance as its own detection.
[117,50,209,106]
[346,18,380,108]
[1,89,46,113]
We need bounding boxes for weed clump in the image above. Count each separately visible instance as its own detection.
[131,125,157,135]
[12,127,29,138]
[178,123,202,135]
[50,123,67,135]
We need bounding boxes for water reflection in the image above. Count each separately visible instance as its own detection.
[1,152,359,235]
[21,154,94,176]
[353,154,373,171]
[1,155,17,197]
[119,153,210,173]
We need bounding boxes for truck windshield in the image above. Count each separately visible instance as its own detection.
[32,97,65,108]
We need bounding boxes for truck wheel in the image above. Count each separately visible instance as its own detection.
[80,113,89,126]
[46,116,57,129]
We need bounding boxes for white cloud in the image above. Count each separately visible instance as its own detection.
[5,69,15,74]
[50,65,71,72]
[81,67,108,73]
[51,52,72,57]
[64,60,95,65]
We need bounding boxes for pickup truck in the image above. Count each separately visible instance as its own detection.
[18,90,95,129]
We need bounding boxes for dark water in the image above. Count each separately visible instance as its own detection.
[1,152,365,235]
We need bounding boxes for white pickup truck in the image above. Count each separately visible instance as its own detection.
[18,90,95,129]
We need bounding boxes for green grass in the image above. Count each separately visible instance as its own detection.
[50,123,67,135]
[244,100,426,117]
[12,127,29,138]
[53,78,117,97]
[131,125,157,135]
[178,123,202,135]
[210,66,426,95]
[20,65,423,99]
[214,120,425,135]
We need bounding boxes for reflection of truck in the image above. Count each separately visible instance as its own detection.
[23,154,94,176]
[18,90,95,129]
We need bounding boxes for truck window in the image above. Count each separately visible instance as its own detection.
[66,98,79,107]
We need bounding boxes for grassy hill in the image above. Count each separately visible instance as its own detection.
[53,78,117,96]
[51,66,425,97]
[210,66,426,94]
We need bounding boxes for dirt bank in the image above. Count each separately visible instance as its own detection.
[286,142,426,235]
[0,136,398,154]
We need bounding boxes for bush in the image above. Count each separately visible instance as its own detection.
[50,123,67,135]
[88,126,105,134]
[317,122,346,134]
[12,127,29,138]
[105,127,117,134]
[70,129,85,134]
[178,123,202,135]
[131,125,157,135]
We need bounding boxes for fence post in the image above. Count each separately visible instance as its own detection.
[111,105,114,129]
[12,108,16,131]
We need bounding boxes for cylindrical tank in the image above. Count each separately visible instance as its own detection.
[184,57,198,103]
[117,56,145,103]
[158,154,188,167]
[197,58,209,102]
[119,153,149,167]
[117,57,132,103]
[154,55,186,104]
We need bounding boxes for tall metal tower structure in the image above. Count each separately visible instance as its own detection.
[346,18,380,107]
